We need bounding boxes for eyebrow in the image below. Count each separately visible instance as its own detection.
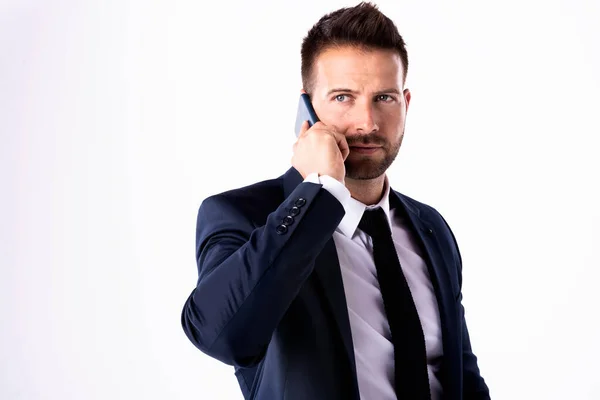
[326,87,401,96]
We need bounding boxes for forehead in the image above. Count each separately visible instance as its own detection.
[312,46,404,92]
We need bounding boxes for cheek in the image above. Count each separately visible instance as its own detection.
[376,107,403,127]
[318,104,353,130]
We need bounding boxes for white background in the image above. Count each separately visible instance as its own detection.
[1,0,599,399]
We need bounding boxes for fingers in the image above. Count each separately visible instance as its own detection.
[298,120,310,137]
[334,132,350,161]
[299,120,325,138]
[300,121,348,159]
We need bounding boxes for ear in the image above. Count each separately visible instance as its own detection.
[403,88,411,111]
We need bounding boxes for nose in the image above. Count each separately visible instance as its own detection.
[353,102,379,134]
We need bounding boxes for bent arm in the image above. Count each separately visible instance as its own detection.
[181,181,344,366]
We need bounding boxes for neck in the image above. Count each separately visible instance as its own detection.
[345,175,386,205]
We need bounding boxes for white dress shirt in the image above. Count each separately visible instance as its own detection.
[304,173,444,400]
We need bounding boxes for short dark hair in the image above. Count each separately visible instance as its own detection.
[301,2,408,94]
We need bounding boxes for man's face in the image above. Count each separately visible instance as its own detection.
[309,45,411,180]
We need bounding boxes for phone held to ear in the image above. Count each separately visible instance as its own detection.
[294,93,319,137]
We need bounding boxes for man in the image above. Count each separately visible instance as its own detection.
[181,2,490,399]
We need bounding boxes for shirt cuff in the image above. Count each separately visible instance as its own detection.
[303,173,351,207]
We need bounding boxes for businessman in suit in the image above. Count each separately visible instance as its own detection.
[181,3,490,399]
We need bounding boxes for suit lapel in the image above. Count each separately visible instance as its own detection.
[390,191,455,313]
[390,190,460,389]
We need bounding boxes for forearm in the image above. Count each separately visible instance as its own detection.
[181,182,344,366]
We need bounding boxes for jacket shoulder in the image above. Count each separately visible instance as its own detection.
[394,190,440,218]
[200,175,285,224]
[394,189,463,270]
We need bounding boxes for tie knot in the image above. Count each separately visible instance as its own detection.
[358,207,391,238]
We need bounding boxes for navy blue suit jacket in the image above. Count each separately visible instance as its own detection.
[182,167,490,399]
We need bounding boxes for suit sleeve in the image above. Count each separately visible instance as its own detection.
[440,214,491,399]
[181,181,344,367]
[458,294,491,399]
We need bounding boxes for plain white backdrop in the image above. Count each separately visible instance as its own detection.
[1,0,599,399]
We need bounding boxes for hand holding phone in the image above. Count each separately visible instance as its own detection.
[292,94,349,183]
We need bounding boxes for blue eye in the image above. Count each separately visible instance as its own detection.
[335,94,347,102]
[377,94,391,102]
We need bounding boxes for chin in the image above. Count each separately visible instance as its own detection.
[345,162,388,180]
[345,151,399,180]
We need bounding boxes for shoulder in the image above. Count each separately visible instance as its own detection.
[393,190,445,224]
[212,175,283,204]
[198,174,285,224]
[392,189,462,260]
[395,190,435,213]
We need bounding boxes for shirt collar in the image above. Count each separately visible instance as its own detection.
[337,175,393,238]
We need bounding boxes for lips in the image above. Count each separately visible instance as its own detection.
[350,146,381,154]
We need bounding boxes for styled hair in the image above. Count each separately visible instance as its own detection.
[300,2,408,93]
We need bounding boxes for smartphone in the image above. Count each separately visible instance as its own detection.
[294,93,319,137]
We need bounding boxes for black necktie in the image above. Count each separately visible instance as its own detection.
[359,207,431,400]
